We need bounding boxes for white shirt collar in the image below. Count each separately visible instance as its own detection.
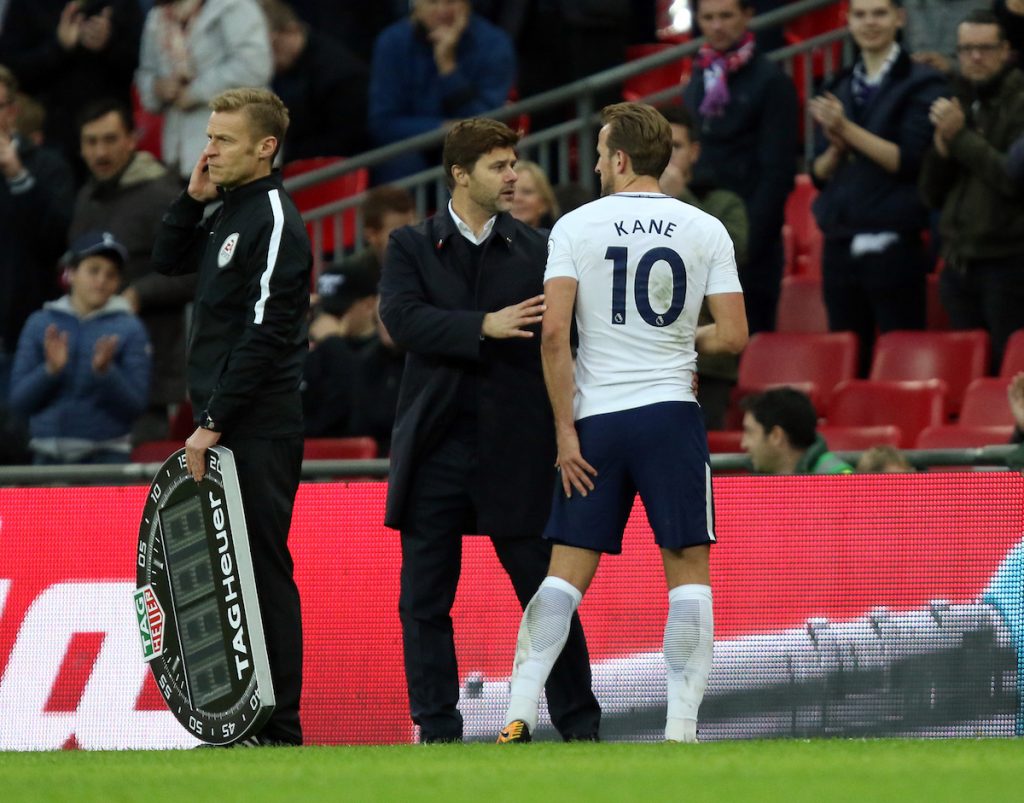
[448,200,496,246]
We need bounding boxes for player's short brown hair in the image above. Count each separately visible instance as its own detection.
[442,118,519,190]
[601,102,673,180]
[209,88,290,158]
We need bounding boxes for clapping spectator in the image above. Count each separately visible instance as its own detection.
[0,65,74,402]
[8,231,151,464]
[136,0,272,179]
[368,0,516,182]
[810,0,946,375]
[920,10,1024,372]
[0,0,143,178]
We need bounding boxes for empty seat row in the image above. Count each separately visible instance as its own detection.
[735,329,1023,420]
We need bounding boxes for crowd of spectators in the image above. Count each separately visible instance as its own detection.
[1,0,1024,467]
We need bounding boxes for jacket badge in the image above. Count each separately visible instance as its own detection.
[218,233,240,267]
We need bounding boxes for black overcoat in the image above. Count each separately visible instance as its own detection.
[379,210,556,538]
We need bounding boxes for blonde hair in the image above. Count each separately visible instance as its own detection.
[209,88,290,158]
[514,161,560,221]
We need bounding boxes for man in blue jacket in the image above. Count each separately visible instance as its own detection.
[9,230,151,464]
[369,0,516,181]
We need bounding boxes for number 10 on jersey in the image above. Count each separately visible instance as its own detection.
[607,246,687,328]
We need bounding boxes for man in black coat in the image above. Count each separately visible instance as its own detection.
[379,118,601,744]
[683,0,797,334]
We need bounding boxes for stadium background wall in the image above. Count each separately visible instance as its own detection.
[0,473,1022,749]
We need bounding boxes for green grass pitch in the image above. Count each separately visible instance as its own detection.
[2,740,1023,802]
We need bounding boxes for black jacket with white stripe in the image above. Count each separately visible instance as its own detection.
[152,172,311,438]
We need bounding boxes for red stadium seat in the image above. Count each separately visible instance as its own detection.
[1000,329,1024,377]
[915,425,1015,450]
[829,379,947,448]
[959,377,1015,427]
[283,157,369,258]
[776,275,829,333]
[622,43,690,101]
[303,437,379,460]
[707,430,743,454]
[869,330,989,417]
[818,425,903,451]
[168,400,194,441]
[131,440,182,464]
[783,174,822,277]
[734,332,858,414]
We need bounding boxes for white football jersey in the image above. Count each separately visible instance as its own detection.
[545,192,742,420]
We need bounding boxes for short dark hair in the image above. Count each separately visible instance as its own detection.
[960,8,1006,40]
[658,105,698,142]
[601,102,673,179]
[77,98,134,134]
[361,185,415,230]
[741,387,818,450]
[442,118,519,190]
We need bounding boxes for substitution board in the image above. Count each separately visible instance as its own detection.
[135,446,275,745]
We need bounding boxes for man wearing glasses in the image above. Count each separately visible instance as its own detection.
[920,8,1024,373]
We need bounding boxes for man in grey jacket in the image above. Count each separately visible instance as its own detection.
[70,99,191,442]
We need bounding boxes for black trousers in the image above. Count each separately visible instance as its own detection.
[399,434,601,742]
[740,239,785,335]
[823,234,927,376]
[224,434,304,745]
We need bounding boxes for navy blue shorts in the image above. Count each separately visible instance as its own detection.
[543,401,716,555]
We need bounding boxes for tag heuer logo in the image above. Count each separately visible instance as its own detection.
[217,232,240,268]
[135,585,165,662]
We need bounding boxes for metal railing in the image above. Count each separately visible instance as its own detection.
[286,0,851,271]
[1,445,1021,486]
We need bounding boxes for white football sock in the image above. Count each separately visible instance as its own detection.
[504,576,581,731]
[663,583,713,743]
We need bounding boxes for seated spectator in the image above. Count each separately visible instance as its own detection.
[740,387,855,474]
[857,444,914,472]
[920,9,1024,373]
[319,185,418,287]
[136,0,272,179]
[0,0,143,178]
[262,0,369,161]
[8,231,151,464]
[659,104,748,431]
[70,98,192,443]
[368,0,516,182]
[302,268,379,437]
[0,64,74,403]
[810,0,946,375]
[510,160,557,229]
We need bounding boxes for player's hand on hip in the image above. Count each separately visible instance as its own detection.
[185,426,221,482]
[556,429,597,499]
[481,294,545,339]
